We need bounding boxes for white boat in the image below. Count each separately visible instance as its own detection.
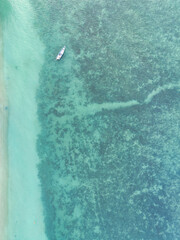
[56,46,66,60]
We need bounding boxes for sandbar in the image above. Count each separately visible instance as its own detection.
[0,23,8,240]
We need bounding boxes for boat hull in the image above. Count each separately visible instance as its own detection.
[56,46,66,60]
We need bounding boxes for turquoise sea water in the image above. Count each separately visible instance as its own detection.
[1,0,180,239]
[2,0,47,239]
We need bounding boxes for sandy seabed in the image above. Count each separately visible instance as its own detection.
[0,24,8,240]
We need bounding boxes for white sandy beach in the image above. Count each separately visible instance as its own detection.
[0,24,8,240]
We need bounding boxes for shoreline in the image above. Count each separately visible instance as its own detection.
[4,1,47,239]
[0,24,8,240]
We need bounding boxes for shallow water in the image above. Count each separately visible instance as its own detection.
[31,0,180,239]
[2,0,47,239]
[2,0,180,239]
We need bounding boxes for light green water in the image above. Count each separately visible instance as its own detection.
[1,0,180,239]
[3,0,47,239]
[31,0,180,239]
